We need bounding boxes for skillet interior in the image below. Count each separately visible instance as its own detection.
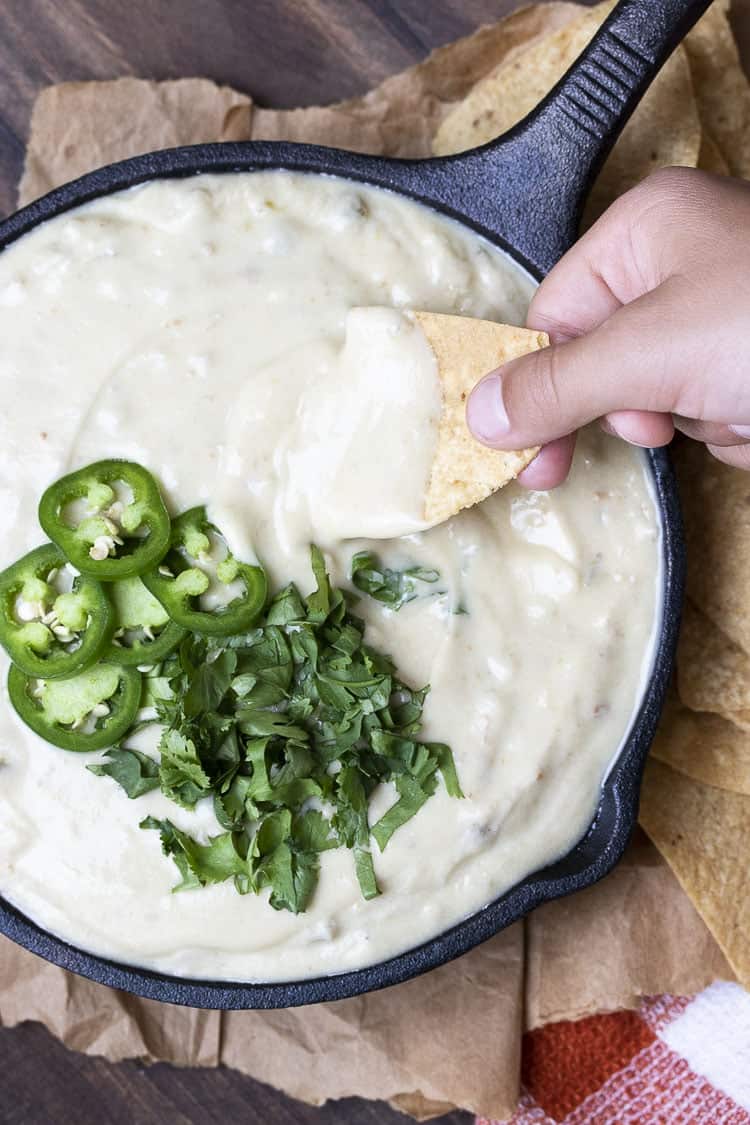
[0,149,684,1008]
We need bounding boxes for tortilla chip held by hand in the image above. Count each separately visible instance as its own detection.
[410,311,548,525]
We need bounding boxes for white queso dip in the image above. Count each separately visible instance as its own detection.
[0,172,660,982]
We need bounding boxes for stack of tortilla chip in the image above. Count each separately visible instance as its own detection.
[436,0,750,989]
[434,0,750,211]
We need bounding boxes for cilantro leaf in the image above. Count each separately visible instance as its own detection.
[214,773,255,830]
[430,742,465,799]
[158,728,211,809]
[332,766,370,848]
[183,649,236,716]
[350,551,440,610]
[265,583,306,625]
[293,809,337,853]
[354,847,380,900]
[233,627,293,706]
[306,545,338,623]
[87,747,160,798]
[255,842,319,914]
[371,776,433,851]
[141,816,246,891]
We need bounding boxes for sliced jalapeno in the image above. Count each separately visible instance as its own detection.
[0,544,112,680]
[38,460,170,581]
[105,576,186,666]
[142,507,267,636]
[8,661,142,752]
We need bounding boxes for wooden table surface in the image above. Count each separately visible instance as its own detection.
[1,2,749,1123]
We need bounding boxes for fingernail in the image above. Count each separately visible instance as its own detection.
[729,424,750,439]
[466,374,511,444]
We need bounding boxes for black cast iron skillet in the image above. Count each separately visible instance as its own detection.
[0,0,710,1008]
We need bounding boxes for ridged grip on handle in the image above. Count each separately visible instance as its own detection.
[419,0,714,276]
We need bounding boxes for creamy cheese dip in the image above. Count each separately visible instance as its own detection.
[0,172,661,982]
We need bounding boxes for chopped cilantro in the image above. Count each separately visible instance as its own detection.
[97,547,462,914]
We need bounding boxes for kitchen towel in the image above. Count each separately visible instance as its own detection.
[489,983,750,1125]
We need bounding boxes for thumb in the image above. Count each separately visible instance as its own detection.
[466,287,679,448]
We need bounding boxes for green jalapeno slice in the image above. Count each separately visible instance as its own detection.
[142,507,267,636]
[104,576,186,666]
[8,662,142,752]
[0,544,112,679]
[38,460,170,581]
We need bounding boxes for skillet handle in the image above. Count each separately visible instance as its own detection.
[432,0,713,276]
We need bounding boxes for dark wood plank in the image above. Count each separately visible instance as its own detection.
[0,1021,471,1125]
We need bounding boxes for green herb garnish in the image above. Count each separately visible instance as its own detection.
[349,550,440,610]
[87,747,160,798]
[121,546,459,913]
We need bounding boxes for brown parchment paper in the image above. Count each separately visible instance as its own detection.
[4,3,748,1120]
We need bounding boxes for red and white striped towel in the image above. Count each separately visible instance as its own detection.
[480,983,750,1125]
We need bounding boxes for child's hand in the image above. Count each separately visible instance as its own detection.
[466,168,750,488]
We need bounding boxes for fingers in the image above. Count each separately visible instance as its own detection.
[467,167,750,467]
[526,251,621,343]
[673,417,749,447]
[514,414,670,496]
[602,410,675,447]
[516,435,576,490]
[467,288,679,449]
[513,420,750,490]
[525,166,714,344]
[708,441,750,471]
[526,202,635,343]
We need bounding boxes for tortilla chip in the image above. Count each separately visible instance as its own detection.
[652,694,750,795]
[640,759,750,988]
[683,0,750,179]
[433,3,612,154]
[697,129,731,176]
[677,600,750,728]
[412,312,547,524]
[673,440,750,655]
[432,1,700,225]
